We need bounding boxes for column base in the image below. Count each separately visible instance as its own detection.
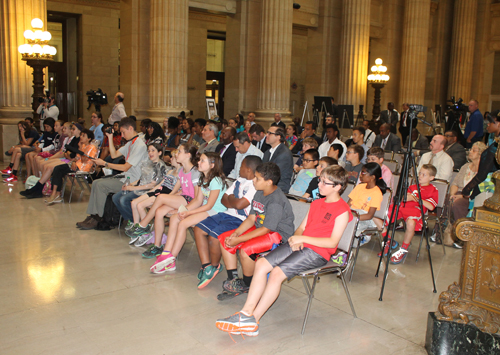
[425,312,500,355]
[0,123,20,162]
[0,107,32,120]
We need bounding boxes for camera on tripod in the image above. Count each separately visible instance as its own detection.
[86,88,108,112]
[447,96,467,112]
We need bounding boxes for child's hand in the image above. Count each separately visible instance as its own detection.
[288,235,303,247]
[178,211,189,220]
[225,233,239,248]
[290,242,304,252]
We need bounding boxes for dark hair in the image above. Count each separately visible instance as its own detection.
[141,118,152,128]
[234,132,251,144]
[249,124,265,136]
[321,165,349,195]
[147,142,164,157]
[320,156,337,166]
[43,117,55,130]
[226,127,237,140]
[287,124,297,136]
[326,123,339,133]
[183,118,194,132]
[179,143,199,167]
[25,117,34,124]
[178,111,186,119]
[168,116,180,129]
[353,126,365,136]
[194,118,207,127]
[330,143,344,157]
[273,127,286,143]
[94,112,103,121]
[256,162,281,186]
[101,123,112,133]
[243,155,262,172]
[221,118,228,127]
[129,115,137,121]
[349,144,365,161]
[305,120,317,131]
[81,128,94,141]
[119,117,137,130]
[362,162,387,194]
[303,148,319,162]
[445,130,457,138]
[236,113,244,126]
[198,152,228,190]
[148,122,166,143]
[18,120,30,140]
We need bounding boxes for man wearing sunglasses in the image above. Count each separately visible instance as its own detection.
[262,126,293,193]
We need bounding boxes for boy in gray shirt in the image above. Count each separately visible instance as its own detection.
[217,162,294,300]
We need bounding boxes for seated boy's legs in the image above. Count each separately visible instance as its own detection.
[78,178,123,228]
[112,191,136,222]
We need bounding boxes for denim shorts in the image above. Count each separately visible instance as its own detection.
[196,213,243,238]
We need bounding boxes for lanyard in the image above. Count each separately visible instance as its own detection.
[126,136,138,160]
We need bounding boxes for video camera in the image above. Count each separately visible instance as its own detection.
[86,88,108,112]
[446,96,467,112]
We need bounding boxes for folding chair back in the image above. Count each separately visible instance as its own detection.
[374,188,392,221]
[384,160,399,174]
[336,210,360,254]
[384,151,394,161]
[293,155,300,166]
[288,199,311,230]
[431,179,449,209]
[341,182,354,202]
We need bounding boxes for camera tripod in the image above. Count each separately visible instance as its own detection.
[375,111,437,301]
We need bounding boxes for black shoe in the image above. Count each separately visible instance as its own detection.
[20,188,35,196]
[25,192,44,199]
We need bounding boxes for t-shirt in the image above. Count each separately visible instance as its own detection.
[90,123,104,147]
[224,178,257,221]
[403,184,439,214]
[75,144,98,172]
[134,160,168,195]
[305,176,324,200]
[250,188,295,241]
[200,177,227,213]
[345,162,363,183]
[303,198,353,260]
[39,131,56,150]
[65,136,80,159]
[178,166,201,199]
[161,167,178,190]
[289,169,316,196]
[348,183,383,212]
[27,129,40,146]
[118,136,148,182]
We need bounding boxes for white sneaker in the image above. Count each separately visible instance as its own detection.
[359,234,371,247]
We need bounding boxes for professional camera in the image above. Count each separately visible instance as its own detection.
[446,96,467,112]
[86,88,108,112]
[105,127,114,135]
[38,90,51,104]
[445,96,467,132]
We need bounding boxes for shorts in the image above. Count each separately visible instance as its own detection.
[21,147,35,158]
[218,226,282,256]
[182,194,193,203]
[147,186,172,197]
[386,204,424,232]
[264,243,327,281]
[196,213,243,238]
[37,151,53,158]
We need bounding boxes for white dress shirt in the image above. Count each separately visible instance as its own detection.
[108,102,127,125]
[417,150,454,180]
[229,144,263,178]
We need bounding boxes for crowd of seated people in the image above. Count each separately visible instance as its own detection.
[5,108,500,339]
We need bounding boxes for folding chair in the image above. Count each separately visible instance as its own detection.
[341,182,354,202]
[415,179,448,260]
[384,151,394,161]
[349,188,392,281]
[61,170,94,203]
[298,211,359,334]
[384,160,399,174]
[288,199,311,230]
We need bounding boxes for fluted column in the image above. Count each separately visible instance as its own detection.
[337,0,370,110]
[147,0,188,120]
[448,0,478,100]
[399,0,431,105]
[256,0,293,122]
[0,0,46,121]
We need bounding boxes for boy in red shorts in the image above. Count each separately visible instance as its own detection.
[217,162,295,300]
[215,165,352,337]
[381,164,438,264]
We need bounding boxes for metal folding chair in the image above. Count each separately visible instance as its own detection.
[288,199,311,230]
[298,211,359,334]
[384,160,399,174]
[341,182,355,203]
[384,151,394,161]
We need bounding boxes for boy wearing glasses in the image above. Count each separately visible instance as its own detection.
[345,144,365,183]
[288,149,319,196]
[216,165,352,337]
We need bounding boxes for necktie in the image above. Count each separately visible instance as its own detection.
[381,137,387,150]
[428,153,436,165]
[220,145,226,155]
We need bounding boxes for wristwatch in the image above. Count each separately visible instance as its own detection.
[105,162,109,168]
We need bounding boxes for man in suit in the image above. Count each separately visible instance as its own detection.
[292,121,322,154]
[216,127,237,176]
[405,128,429,151]
[399,103,417,145]
[198,123,219,154]
[378,102,400,134]
[270,113,286,130]
[262,126,293,193]
[444,130,467,170]
[250,124,271,153]
[373,123,402,153]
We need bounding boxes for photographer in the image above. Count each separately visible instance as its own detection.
[36,96,59,131]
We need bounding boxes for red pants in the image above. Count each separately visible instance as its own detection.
[386,204,424,232]
[218,226,282,256]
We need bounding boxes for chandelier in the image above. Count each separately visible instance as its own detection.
[367,58,389,83]
[18,18,57,60]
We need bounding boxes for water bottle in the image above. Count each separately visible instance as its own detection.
[123,177,131,194]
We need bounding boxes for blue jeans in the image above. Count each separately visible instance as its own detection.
[112,191,137,222]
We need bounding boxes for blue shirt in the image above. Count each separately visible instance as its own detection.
[90,123,104,147]
[464,110,484,141]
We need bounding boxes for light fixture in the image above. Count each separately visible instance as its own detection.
[18,18,57,60]
[368,58,390,119]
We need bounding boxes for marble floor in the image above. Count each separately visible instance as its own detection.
[0,172,463,354]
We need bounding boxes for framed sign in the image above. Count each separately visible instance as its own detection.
[206,98,218,121]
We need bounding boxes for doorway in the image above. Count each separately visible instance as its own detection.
[206,34,225,119]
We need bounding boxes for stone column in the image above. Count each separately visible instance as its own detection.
[256,0,293,123]
[337,0,370,110]
[399,0,431,105]
[448,0,478,100]
[0,0,46,121]
[147,0,188,121]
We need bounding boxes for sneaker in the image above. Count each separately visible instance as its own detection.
[151,260,176,274]
[149,251,175,272]
[3,174,17,183]
[358,234,371,247]
[1,167,12,175]
[380,239,399,250]
[220,278,249,299]
[142,245,164,259]
[331,252,347,267]
[429,234,436,243]
[198,264,223,289]
[197,267,204,281]
[215,312,259,335]
[134,232,154,247]
[452,242,463,249]
[126,223,151,238]
[25,191,44,199]
[20,187,36,196]
[124,220,135,231]
[390,248,408,264]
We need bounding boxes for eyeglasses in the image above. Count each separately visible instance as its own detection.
[318,178,337,186]
[444,134,453,138]
[303,159,318,163]
[346,151,355,154]
[266,131,279,136]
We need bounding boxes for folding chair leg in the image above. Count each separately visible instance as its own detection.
[439,223,446,255]
[301,275,319,335]
[118,215,123,229]
[339,272,357,318]
[69,176,76,203]
[416,227,426,262]
[61,176,67,198]
[349,237,361,282]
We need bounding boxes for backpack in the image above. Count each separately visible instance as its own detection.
[95,193,121,230]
